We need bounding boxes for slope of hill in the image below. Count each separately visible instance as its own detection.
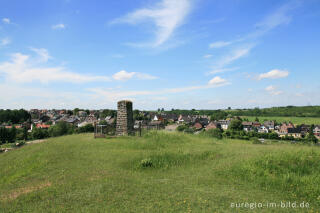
[1,132,319,212]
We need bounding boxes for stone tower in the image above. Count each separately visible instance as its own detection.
[116,100,134,136]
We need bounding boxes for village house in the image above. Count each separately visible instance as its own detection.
[252,122,261,129]
[263,121,275,130]
[205,122,220,131]
[163,114,178,123]
[242,121,253,132]
[152,114,164,122]
[287,127,303,138]
[314,126,320,138]
[78,111,87,117]
[258,125,269,133]
[299,124,310,136]
[218,120,230,130]
[193,122,203,131]
[104,116,115,125]
[278,122,302,138]
[177,115,192,124]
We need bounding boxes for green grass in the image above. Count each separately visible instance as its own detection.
[1,132,320,212]
[242,116,320,125]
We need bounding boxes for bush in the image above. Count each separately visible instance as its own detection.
[77,124,94,133]
[205,128,223,139]
[184,128,194,134]
[32,127,49,139]
[252,137,263,144]
[140,158,153,168]
[48,121,71,137]
[176,125,188,132]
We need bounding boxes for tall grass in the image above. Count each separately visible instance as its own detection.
[232,150,320,204]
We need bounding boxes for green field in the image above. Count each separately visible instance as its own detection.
[1,132,320,212]
[242,116,320,125]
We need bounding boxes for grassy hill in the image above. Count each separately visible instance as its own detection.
[1,132,320,212]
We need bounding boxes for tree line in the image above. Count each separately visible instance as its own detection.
[0,109,31,124]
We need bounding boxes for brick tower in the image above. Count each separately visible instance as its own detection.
[116,100,134,136]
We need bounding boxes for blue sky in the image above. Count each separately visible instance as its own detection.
[0,0,320,110]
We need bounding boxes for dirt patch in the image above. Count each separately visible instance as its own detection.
[2,182,52,201]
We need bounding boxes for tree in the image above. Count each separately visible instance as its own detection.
[210,110,227,121]
[307,125,318,143]
[32,127,49,139]
[48,121,70,137]
[73,108,80,115]
[0,127,8,144]
[228,119,243,131]
[7,126,17,143]
[77,124,94,133]
[255,117,260,122]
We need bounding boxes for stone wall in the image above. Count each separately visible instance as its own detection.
[116,100,134,136]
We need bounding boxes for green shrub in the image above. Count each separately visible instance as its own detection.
[176,125,188,132]
[252,137,263,144]
[184,128,194,134]
[48,121,72,137]
[205,128,222,139]
[140,158,153,168]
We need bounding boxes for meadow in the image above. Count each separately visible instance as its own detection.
[242,116,320,125]
[1,132,320,212]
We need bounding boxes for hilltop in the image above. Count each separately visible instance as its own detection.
[1,132,320,212]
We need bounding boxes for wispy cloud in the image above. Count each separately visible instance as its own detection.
[88,76,229,101]
[208,67,239,75]
[258,69,289,80]
[209,41,232,49]
[2,18,10,24]
[52,23,65,30]
[214,45,254,68]
[208,1,299,48]
[30,47,52,62]
[112,70,158,81]
[208,76,228,86]
[203,54,213,59]
[0,52,111,84]
[0,38,10,46]
[110,0,192,47]
[265,85,283,95]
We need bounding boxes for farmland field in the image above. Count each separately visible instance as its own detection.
[1,132,320,212]
[242,116,320,125]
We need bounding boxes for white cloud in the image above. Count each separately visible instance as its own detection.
[208,76,228,86]
[111,0,191,47]
[208,67,238,75]
[203,54,213,59]
[0,52,111,84]
[208,2,298,49]
[2,18,10,24]
[112,70,136,81]
[258,69,289,80]
[112,70,157,81]
[0,38,10,46]
[214,45,253,68]
[135,72,158,80]
[265,85,283,96]
[52,24,65,30]
[30,47,51,62]
[88,79,229,101]
[253,2,296,35]
[209,41,232,49]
